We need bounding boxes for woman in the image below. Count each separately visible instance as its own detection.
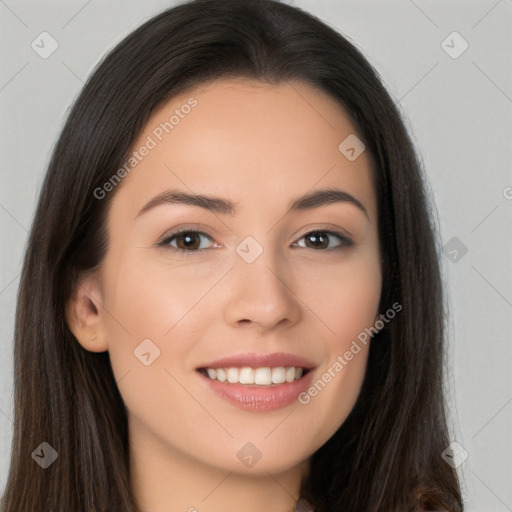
[1,0,463,510]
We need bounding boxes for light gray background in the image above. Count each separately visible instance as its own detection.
[1,1,511,510]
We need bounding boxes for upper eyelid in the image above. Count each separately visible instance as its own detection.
[158,228,213,245]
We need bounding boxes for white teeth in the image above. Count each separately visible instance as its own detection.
[271,367,286,384]
[203,366,305,385]
[226,367,238,383]
[239,367,255,384]
[254,367,272,385]
[285,366,296,383]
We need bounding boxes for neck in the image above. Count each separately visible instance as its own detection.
[129,422,308,512]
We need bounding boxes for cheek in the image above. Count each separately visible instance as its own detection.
[295,272,379,444]
[292,253,380,440]
[301,251,382,343]
[101,251,220,346]
[98,257,209,442]
[301,345,370,449]
[97,254,197,389]
[330,270,381,343]
[98,250,230,411]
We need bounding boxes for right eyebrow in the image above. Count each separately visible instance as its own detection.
[136,189,238,218]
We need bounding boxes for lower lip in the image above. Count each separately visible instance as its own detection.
[198,370,314,411]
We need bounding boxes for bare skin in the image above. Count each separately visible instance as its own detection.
[67,78,382,512]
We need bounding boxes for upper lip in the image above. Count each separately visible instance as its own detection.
[198,352,316,370]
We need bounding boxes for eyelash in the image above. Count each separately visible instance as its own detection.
[157,229,354,255]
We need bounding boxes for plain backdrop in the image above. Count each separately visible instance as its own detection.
[1,1,511,510]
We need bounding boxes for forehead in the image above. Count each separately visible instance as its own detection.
[110,78,376,222]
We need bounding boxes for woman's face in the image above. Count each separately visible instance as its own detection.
[74,78,381,478]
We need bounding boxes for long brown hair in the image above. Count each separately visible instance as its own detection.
[1,0,463,510]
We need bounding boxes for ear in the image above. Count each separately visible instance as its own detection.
[65,271,109,352]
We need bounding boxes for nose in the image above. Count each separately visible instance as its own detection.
[222,247,302,332]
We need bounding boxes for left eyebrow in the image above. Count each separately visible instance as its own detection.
[289,188,369,219]
[136,187,369,219]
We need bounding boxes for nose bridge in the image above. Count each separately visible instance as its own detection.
[223,235,301,328]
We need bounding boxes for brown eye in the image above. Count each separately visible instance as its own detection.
[160,230,214,252]
[304,231,330,249]
[296,230,353,250]
[175,232,201,250]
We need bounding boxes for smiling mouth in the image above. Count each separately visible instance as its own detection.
[197,366,310,386]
